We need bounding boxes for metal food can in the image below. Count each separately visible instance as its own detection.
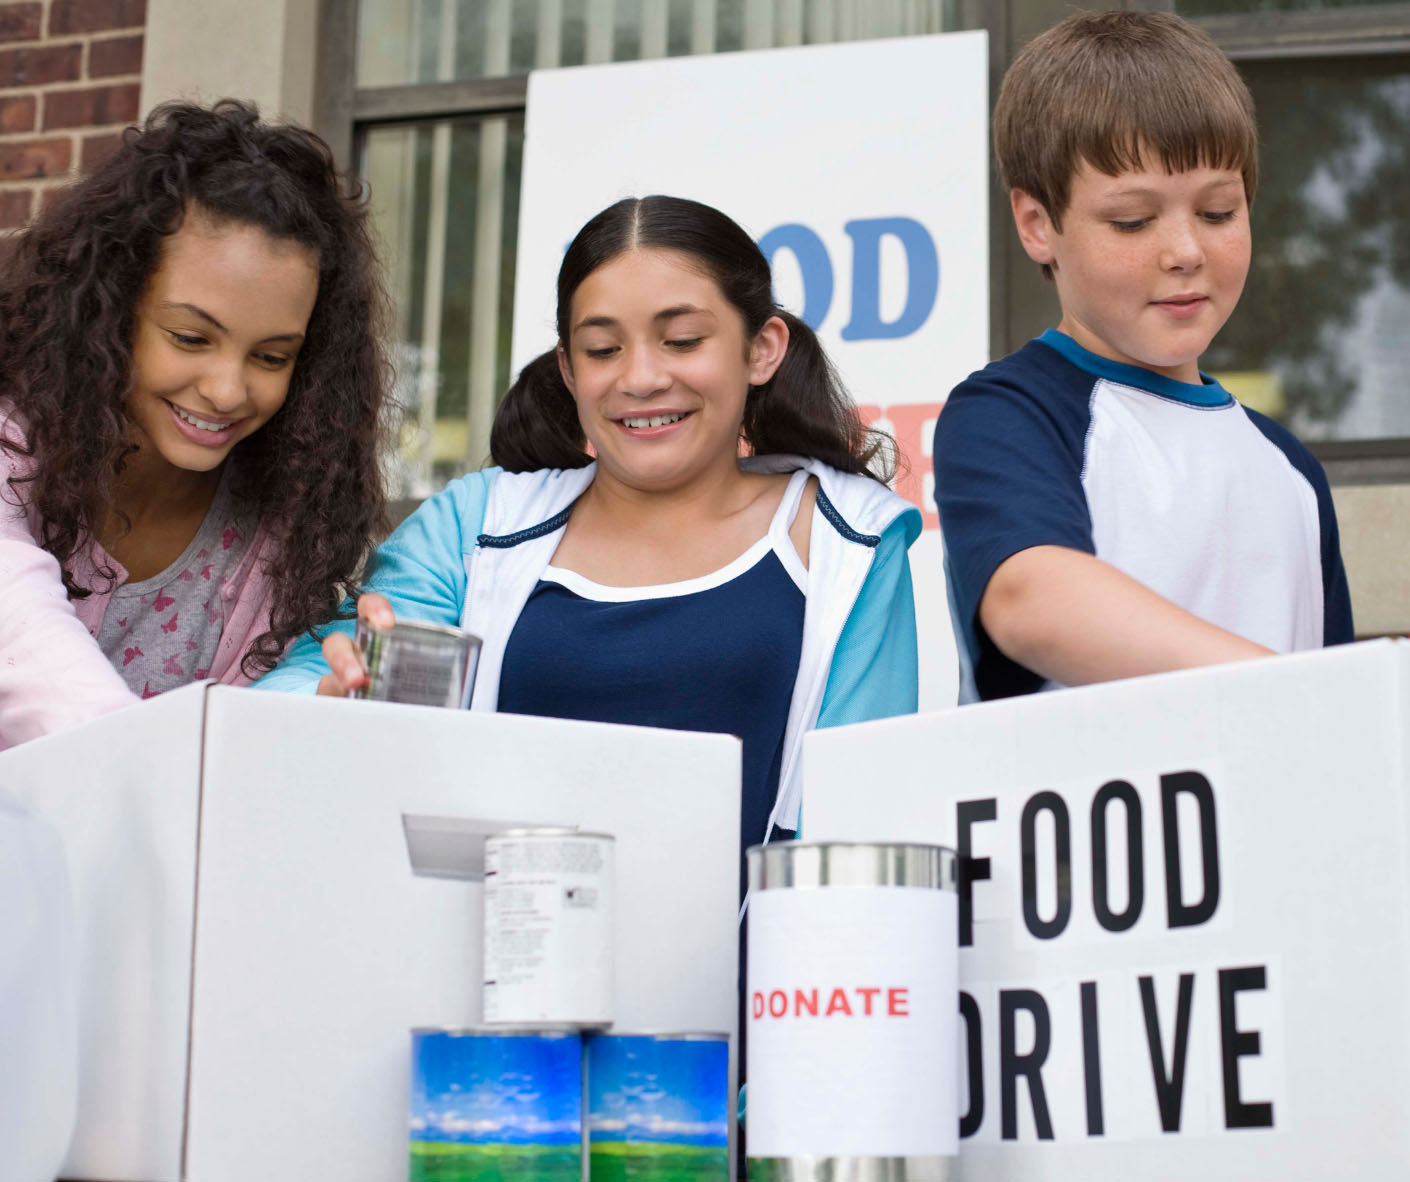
[483,828,615,1028]
[352,618,481,709]
[586,1032,730,1180]
[744,842,959,1182]
[408,1027,582,1181]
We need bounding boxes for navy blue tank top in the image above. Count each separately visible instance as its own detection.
[498,472,810,874]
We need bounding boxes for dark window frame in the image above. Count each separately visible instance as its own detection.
[1192,1,1410,483]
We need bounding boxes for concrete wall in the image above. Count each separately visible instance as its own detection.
[138,0,318,123]
[1333,484,1410,637]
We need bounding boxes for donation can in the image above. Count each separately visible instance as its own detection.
[408,1027,582,1181]
[744,841,959,1182]
[483,828,615,1028]
[586,1032,730,1180]
[352,617,481,709]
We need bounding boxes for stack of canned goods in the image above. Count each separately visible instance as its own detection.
[408,827,730,1180]
[409,1028,730,1181]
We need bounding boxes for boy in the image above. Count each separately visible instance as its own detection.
[934,9,1352,701]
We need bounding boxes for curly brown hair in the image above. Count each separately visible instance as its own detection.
[0,99,393,677]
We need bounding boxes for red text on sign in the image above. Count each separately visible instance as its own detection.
[751,986,911,1019]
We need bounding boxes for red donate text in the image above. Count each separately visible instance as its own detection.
[752,986,910,1019]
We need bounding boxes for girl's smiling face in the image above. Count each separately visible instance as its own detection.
[125,209,320,481]
[558,248,788,495]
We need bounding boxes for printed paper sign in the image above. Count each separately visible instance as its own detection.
[747,885,959,1158]
[801,643,1410,1178]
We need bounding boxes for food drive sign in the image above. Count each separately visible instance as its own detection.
[955,763,1284,1146]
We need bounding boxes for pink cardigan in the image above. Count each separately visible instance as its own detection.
[0,412,278,749]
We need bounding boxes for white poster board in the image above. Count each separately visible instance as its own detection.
[513,33,990,710]
[1,685,742,1182]
[802,640,1410,1178]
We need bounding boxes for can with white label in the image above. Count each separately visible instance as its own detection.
[744,841,959,1182]
[483,828,615,1028]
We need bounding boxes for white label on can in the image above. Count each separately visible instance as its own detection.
[746,884,958,1157]
[482,834,614,1026]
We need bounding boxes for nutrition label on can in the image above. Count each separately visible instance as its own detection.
[382,646,456,705]
[482,833,614,1025]
[493,838,606,878]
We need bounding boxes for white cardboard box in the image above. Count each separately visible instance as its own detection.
[2,685,742,1181]
[803,639,1410,1179]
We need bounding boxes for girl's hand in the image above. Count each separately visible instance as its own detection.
[316,593,397,697]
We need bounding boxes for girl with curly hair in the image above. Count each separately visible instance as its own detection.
[0,99,391,748]
[260,194,921,861]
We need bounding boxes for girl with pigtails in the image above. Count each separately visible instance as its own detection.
[261,194,921,859]
[0,100,391,749]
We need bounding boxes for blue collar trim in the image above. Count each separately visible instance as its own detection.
[478,504,573,549]
[1038,329,1233,408]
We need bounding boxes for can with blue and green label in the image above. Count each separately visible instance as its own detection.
[409,1027,582,1180]
[586,1032,729,1180]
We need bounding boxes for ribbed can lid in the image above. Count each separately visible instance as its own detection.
[746,841,958,892]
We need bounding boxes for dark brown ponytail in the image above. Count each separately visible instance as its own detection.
[489,349,590,472]
[744,309,895,482]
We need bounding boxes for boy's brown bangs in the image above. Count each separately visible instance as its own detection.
[1073,81,1259,205]
[995,12,1260,229]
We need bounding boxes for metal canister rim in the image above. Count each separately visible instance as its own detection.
[748,1154,950,1180]
[590,1031,729,1042]
[746,840,958,892]
[363,618,482,644]
[490,828,617,842]
[480,1020,614,1032]
[412,1026,583,1039]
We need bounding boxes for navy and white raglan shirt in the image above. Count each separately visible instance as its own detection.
[934,329,1353,702]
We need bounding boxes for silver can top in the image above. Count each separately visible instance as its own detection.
[746,840,958,892]
[364,618,482,646]
[411,1026,581,1040]
[590,1031,730,1042]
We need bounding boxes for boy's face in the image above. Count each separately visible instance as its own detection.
[1012,160,1251,384]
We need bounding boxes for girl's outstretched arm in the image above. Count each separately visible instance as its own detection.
[253,470,494,694]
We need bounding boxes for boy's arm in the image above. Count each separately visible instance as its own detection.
[934,360,1096,698]
[982,545,1271,687]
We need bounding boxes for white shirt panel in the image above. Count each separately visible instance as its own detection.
[1082,378,1323,654]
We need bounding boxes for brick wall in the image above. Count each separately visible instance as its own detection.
[0,0,145,235]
